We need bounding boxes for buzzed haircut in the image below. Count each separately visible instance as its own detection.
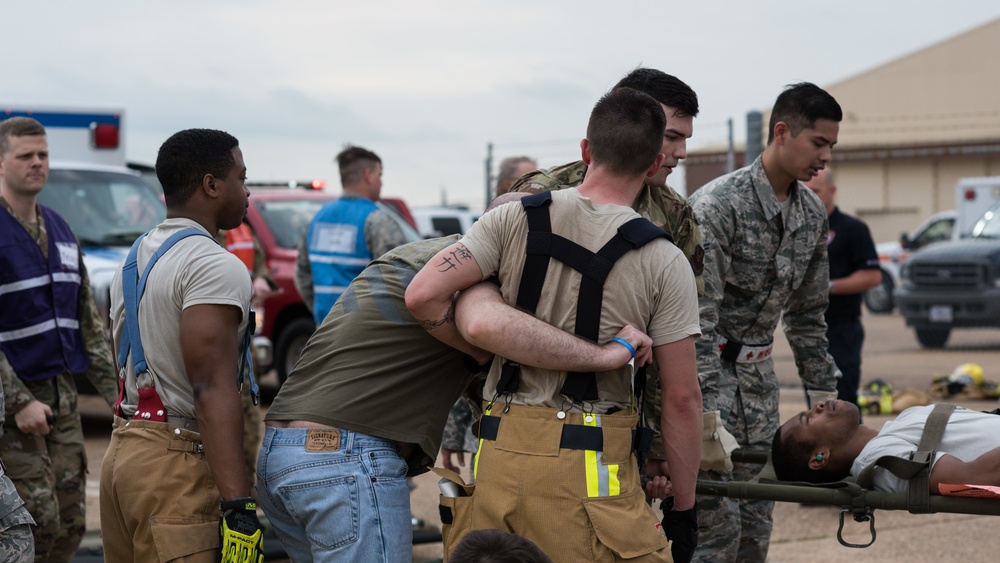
[336,145,381,186]
[767,82,843,145]
[614,67,699,118]
[770,427,849,484]
[155,128,239,206]
[586,88,666,176]
[0,117,47,154]
[449,529,553,563]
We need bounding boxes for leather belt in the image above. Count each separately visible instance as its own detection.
[718,337,774,364]
[478,415,650,453]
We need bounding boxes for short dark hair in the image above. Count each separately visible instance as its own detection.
[770,427,849,484]
[0,117,46,154]
[767,82,843,145]
[586,88,666,176]
[336,145,381,186]
[614,67,699,118]
[155,129,239,206]
[449,529,553,563]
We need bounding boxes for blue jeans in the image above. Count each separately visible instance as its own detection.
[256,426,411,562]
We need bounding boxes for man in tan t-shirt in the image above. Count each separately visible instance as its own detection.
[407,88,703,562]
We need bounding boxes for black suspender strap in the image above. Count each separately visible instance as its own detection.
[498,191,671,405]
[855,403,955,513]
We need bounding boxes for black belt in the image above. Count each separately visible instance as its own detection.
[478,415,650,453]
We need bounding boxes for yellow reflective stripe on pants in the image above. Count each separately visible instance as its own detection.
[474,405,491,480]
[584,414,620,497]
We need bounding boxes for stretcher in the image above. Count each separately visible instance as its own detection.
[695,448,1000,548]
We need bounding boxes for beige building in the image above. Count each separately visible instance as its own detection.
[686,17,1000,243]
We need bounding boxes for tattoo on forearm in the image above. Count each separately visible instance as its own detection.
[436,244,473,272]
[419,301,455,332]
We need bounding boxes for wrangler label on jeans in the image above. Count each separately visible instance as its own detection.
[305,429,341,452]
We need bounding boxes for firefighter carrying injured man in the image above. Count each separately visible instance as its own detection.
[406,86,703,562]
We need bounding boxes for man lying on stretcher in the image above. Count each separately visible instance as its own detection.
[771,400,1000,494]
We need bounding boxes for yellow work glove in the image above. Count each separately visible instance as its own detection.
[220,497,264,563]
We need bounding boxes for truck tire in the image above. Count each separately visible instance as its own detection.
[274,317,317,385]
[863,272,894,314]
[915,327,950,349]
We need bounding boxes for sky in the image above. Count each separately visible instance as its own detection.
[6,1,1000,210]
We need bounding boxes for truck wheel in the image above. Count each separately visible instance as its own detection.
[274,317,317,385]
[863,273,894,314]
[915,327,950,349]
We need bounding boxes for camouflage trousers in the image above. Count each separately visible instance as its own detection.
[0,411,86,563]
[692,384,777,562]
[0,523,34,562]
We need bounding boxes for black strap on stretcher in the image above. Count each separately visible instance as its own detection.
[495,191,671,406]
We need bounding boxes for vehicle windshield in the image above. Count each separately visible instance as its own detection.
[256,197,422,250]
[971,203,1000,239]
[38,169,166,246]
[255,199,330,249]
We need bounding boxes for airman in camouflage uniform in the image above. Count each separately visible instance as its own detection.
[0,117,118,563]
[0,357,35,563]
[687,83,842,562]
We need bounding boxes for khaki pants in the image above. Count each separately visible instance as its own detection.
[443,404,671,563]
[100,417,220,562]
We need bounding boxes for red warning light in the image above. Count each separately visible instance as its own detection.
[91,123,119,149]
[310,179,327,190]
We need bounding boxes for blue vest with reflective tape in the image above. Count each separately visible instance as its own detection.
[0,206,89,380]
[306,197,378,323]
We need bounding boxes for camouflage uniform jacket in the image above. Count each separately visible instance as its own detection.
[505,160,705,459]
[0,198,119,416]
[0,360,34,530]
[688,156,835,436]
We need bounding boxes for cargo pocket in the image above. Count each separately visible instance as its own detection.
[149,517,219,561]
[583,492,669,560]
[431,467,475,561]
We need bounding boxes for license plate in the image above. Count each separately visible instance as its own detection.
[929,305,953,323]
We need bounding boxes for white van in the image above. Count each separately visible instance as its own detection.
[411,206,481,238]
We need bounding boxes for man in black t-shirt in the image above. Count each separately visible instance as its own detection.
[806,168,881,407]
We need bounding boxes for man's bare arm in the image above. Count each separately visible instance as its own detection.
[454,283,651,371]
[181,303,252,501]
[654,336,702,510]
[405,242,491,362]
[930,449,1000,493]
[831,268,882,295]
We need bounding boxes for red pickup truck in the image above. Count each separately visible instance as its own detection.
[245,186,421,383]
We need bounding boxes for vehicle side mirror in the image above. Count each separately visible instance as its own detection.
[900,232,912,249]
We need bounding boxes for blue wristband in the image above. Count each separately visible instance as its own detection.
[611,337,636,357]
